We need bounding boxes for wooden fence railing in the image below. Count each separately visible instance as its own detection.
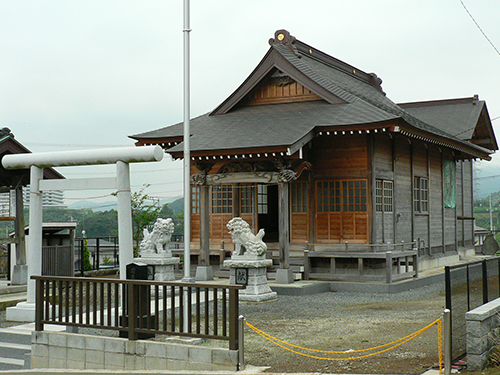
[33,276,245,350]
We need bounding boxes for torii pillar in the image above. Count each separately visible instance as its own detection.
[3,146,163,322]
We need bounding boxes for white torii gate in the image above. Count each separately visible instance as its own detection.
[2,146,163,322]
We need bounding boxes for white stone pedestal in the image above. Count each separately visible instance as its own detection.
[134,256,179,282]
[6,301,36,322]
[224,256,277,302]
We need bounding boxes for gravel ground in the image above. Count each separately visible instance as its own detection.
[236,282,446,374]
[0,282,446,374]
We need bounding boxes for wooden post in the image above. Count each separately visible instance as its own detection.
[128,282,138,340]
[229,288,239,351]
[35,278,44,332]
[199,184,210,266]
[278,183,290,269]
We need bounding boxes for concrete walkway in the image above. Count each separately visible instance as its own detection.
[0,367,448,374]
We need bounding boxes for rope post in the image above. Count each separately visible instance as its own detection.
[238,315,245,370]
[444,309,451,375]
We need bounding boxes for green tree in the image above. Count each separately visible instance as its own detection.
[79,210,118,237]
[82,237,92,271]
[116,184,161,255]
[160,199,184,236]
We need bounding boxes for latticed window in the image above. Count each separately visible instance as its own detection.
[317,181,340,212]
[257,185,268,214]
[191,186,200,214]
[414,177,429,213]
[375,180,383,212]
[211,185,233,214]
[240,185,254,214]
[291,182,308,213]
[342,180,367,212]
[317,180,367,213]
[383,181,394,212]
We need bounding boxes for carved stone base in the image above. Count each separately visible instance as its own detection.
[134,256,179,282]
[224,257,277,302]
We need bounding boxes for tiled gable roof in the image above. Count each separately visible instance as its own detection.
[131,30,495,160]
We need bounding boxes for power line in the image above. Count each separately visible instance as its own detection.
[459,0,500,57]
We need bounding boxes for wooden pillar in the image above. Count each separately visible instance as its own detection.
[14,184,26,265]
[410,140,415,243]
[441,151,446,253]
[392,135,397,243]
[278,182,290,269]
[426,146,431,256]
[199,184,210,266]
[368,133,375,244]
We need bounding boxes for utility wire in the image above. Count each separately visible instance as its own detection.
[459,0,500,57]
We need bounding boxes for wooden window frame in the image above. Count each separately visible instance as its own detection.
[413,176,429,213]
[317,179,367,214]
[211,185,233,214]
[257,185,268,214]
[375,179,393,213]
[291,181,308,213]
[191,186,200,214]
[240,185,254,214]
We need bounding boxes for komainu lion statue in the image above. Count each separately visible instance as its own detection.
[227,217,267,257]
[139,218,175,257]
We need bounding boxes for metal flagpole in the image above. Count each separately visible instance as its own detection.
[182,0,193,283]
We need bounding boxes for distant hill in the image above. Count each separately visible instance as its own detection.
[68,195,183,212]
[474,164,500,199]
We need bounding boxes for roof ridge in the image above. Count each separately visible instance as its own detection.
[399,96,480,108]
[269,29,385,93]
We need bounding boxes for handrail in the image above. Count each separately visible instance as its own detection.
[32,275,244,350]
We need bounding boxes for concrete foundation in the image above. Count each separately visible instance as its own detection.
[31,331,239,371]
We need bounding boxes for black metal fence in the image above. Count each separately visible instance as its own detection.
[445,256,500,360]
[75,237,119,275]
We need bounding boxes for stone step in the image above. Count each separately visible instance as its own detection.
[0,356,24,371]
[0,341,31,360]
[0,328,32,347]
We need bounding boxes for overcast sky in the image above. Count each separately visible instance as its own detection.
[1,1,499,205]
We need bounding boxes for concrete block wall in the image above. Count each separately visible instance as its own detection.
[31,331,238,371]
[466,298,500,370]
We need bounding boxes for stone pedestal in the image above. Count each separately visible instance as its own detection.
[195,265,214,281]
[224,256,277,302]
[6,301,36,322]
[11,264,28,285]
[275,268,294,284]
[134,256,179,282]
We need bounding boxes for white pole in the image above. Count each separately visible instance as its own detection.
[116,161,134,279]
[444,309,451,375]
[182,0,192,282]
[27,166,44,304]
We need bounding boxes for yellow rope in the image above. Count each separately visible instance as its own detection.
[246,318,442,362]
[437,318,443,374]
